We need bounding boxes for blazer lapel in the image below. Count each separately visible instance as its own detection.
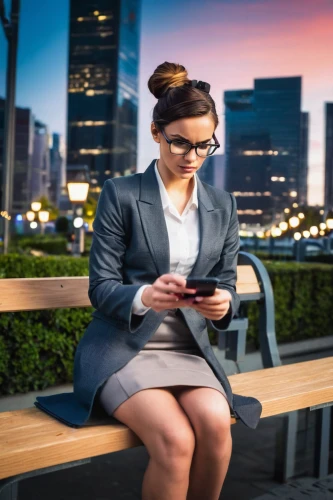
[187,177,217,278]
[137,160,170,276]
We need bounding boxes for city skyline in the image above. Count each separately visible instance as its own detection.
[1,0,333,205]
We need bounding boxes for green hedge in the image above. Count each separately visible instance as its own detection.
[245,261,333,346]
[0,255,92,394]
[0,255,333,395]
[7,234,93,256]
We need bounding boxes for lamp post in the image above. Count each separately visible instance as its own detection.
[0,0,20,254]
[325,210,333,254]
[67,181,89,257]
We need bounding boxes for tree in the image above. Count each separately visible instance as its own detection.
[37,195,59,221]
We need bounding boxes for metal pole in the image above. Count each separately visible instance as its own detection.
[1,0,20,254]
[71,203,83,257]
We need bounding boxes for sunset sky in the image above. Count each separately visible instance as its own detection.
[1,0,332,205]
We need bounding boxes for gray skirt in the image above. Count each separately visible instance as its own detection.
[99,309,227,416]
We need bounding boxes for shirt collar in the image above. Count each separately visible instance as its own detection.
[154,160,198,211]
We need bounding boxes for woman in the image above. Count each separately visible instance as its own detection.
[36,62,261,500]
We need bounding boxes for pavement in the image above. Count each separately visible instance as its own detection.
[1,346,332,500]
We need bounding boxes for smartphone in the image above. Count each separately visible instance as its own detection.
[183,277,219,298]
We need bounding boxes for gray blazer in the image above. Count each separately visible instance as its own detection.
[35,159,262,429]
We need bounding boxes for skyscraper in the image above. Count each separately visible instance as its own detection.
[224,77,307,226]
[50,133,65,206]
[31,120,51,203]
[0,98,34,215]
[324,103,333,210]
[67,0,141,195]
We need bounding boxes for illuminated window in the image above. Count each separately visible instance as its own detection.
[243,150,278,156]
[79,148,113,155]
[232,191,271,197]
[237,209,263,215]
[69,120,114,127]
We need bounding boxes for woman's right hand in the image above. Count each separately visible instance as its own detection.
[141,273,197,313]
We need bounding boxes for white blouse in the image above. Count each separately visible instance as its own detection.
[131,160,200,315]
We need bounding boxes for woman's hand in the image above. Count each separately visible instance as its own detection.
[187,288,232,321]
[141,273,197,313]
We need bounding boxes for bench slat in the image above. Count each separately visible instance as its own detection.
[229,357,333,418]
[0,357,332,480]
[0,409,142,480]
[0,277,91,312]
[0,266,260,312]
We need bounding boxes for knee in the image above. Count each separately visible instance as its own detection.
[197,406,232,450]
[155,424,196,469]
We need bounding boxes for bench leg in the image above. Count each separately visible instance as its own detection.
[0,481,18,500]
[274,411,298,482]
[313,405,331,478]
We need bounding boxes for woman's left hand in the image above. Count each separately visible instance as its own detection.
[184,288,232,321]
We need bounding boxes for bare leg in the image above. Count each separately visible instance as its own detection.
[173,386,232,500]
[110,388,196,500]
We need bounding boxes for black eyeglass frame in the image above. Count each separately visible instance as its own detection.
[159,128,220,157]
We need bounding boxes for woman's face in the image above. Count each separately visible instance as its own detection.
[151,115,216,182]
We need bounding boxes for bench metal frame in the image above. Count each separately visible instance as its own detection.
[219,251,332,482]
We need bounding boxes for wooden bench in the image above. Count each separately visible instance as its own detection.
[0,252,332,499]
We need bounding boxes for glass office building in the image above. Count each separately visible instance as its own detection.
[67,0,141,194]
[0,99,34,215]
[325,103,333,210]
[224,77,307,226]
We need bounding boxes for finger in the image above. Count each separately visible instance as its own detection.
[152,291,182,303]
[194,295,231,305]
[191,303,228,314]
[159,274,187,287]
[160,284,197,296]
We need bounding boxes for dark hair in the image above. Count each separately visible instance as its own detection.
[148,61,219,131]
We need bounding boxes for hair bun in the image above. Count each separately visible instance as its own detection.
[148,61,191,99]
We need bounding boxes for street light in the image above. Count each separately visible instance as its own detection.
[67,179,89,257]
[31,201,41,212]
[38,210,49,235]
[67,183,89,203]
[326,214,333,230]
[279,221,288,231]
[289,216,300,228]
[309,226,319,237]
[26,211,35,222]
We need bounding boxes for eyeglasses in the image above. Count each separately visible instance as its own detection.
[160,128,220,158]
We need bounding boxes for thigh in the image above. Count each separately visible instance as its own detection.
[172,386,231,442]
[112,388,196,458]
